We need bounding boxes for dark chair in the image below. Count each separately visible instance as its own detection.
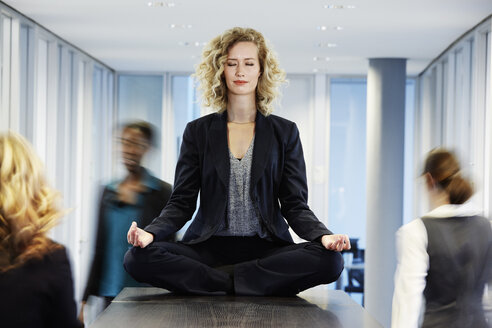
[342,239,364,306]
[344,252,364,290]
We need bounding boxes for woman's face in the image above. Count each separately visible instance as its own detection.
[223,41,261,97]
[120,128,149,173]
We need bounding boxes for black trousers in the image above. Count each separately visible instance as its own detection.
[124,236,344,296]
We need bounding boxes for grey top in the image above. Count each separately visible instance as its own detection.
[420,215,492,328]
[215,135,269,238]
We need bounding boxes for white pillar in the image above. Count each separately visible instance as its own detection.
[365,58,406,328]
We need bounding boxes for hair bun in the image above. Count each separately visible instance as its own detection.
[446,174,473,204]
[424,148,473,204]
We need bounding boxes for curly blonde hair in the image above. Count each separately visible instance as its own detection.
[0,132,63,272]
[194,27,286,116]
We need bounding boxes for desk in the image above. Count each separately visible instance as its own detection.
[89,286,382,328]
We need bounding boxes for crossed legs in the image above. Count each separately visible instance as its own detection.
[124,236,344,296]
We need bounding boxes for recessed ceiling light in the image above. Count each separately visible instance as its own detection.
[170,24,193,29]
[317,42,338,48]
[323,4,356,9]
[316,26,343,31]
[313,56,330,61]
[179,41,206,47]
[148,1,175,7]
[313,69,319,73]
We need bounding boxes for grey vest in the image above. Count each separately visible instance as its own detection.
[421,215,492,328]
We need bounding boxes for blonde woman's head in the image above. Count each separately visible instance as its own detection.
[194,27,286,116]
[0,132,62,272]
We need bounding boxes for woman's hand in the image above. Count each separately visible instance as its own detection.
[321,234,351,252]
[127,221,154,248]
[78,301,85,325]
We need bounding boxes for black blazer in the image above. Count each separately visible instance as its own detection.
[146,111,332,244]
[0,243,82,328]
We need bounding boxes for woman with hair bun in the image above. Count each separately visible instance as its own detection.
[124,27,350,296]
[392,148,492,328]
[0,132,81,327]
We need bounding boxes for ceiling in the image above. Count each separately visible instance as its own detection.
[3,0,492,76]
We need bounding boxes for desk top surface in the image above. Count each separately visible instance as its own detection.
[90,286,381,328]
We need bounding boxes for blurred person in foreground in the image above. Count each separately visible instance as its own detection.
[392,148,492,328]
[80,121,172,323]
[0,132,82,328]
[124,27,350,296]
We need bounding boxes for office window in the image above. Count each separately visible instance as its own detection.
[403,79,416,225]
[441,60,448,143]
[92,66,114,182]
[328,78,367,248]
[34,37,49,161]
[0,13,12,131]
[486,30,491,218]
[0,3,117,303]
[19,23,34,138]
[415,18,491,219]
[171,74,201,160]
[452,40,473,160]
[117,74,163,176]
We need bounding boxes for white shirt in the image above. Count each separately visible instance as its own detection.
[391,202,483,328]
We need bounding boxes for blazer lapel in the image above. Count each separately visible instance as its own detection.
[209,112,229,188]
[251,113,273,192]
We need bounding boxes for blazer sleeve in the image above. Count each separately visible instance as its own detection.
[141,180,173,228]
[141,180,175,241]
[145,122,201,241]
[158,181,173,208]
[278,122,332,241]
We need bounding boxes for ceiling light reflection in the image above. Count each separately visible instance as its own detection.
[313,56,330,61]
[170,24,193,29]
[317,26,343,31]
[317,42,338,48]
[323,4,356,9]
[147,1,176,8]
